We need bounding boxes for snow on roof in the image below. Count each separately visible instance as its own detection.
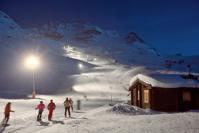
[130,73,199,88]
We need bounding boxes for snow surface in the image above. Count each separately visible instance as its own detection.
[111,103,151,115]
[1,99,199,133]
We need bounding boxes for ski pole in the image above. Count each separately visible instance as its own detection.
[35,109,37,121]
[13,112,16,130]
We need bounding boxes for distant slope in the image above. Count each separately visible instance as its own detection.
[0,11,162,98]
[33,21,162,65]
[164,54,199,73]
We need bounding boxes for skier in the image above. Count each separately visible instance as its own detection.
[64,98,71,117]
[47,99,56,121]
[35,101,45,121]
[69,98,73,111]
[4,102,15,125]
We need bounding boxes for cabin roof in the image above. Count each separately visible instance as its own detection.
[130,73,199,88]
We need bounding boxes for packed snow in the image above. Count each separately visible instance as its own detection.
[111,103,152,115]
[1,99,199,133]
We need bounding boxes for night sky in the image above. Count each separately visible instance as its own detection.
[0,0,199,55]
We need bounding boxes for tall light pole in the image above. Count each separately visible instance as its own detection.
[32,70,36,99]
[25,55,40,99]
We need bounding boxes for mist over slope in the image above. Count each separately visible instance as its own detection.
[2,11,197,99]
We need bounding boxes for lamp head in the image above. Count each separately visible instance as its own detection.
[25,55,40,70]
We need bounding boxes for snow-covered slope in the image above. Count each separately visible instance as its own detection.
[0,11,163,99]
[0,12,94,98]
[0,10,198,100]
[34,21,162,65]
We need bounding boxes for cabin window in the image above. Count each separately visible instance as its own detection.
[137,90,140,101]
[183,91,191,102]
[144,90,149,103]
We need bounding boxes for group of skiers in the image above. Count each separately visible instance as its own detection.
[2,97,73,125]
[35,97,73,121]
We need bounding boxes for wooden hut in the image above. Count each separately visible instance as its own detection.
[129,73,199,112]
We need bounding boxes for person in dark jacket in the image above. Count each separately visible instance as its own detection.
[47,100,56,121]
[64,98,71,117]
[4,102,14,124]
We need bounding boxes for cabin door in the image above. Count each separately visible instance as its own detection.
[182,91,192,111]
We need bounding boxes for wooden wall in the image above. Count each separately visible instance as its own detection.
[151,87,179,112]
[129,80,199,112]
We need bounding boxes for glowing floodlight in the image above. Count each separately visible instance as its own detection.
[24,55,40,99]
[25,55,40,70]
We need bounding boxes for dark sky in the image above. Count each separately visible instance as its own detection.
[0,0,199,55]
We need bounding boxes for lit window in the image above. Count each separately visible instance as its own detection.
[137,90,140,101]
[183,91,191,102]
[144,90,149,103]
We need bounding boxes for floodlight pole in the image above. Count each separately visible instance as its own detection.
[32,70,36,99]
[110,86,112,104]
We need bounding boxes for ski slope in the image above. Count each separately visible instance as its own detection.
[1,99,199,133]
[0,47,197,133]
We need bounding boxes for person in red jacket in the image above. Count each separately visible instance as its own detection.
[35,101,45,121]
[47,99,56,121]
[4,102,14,124]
